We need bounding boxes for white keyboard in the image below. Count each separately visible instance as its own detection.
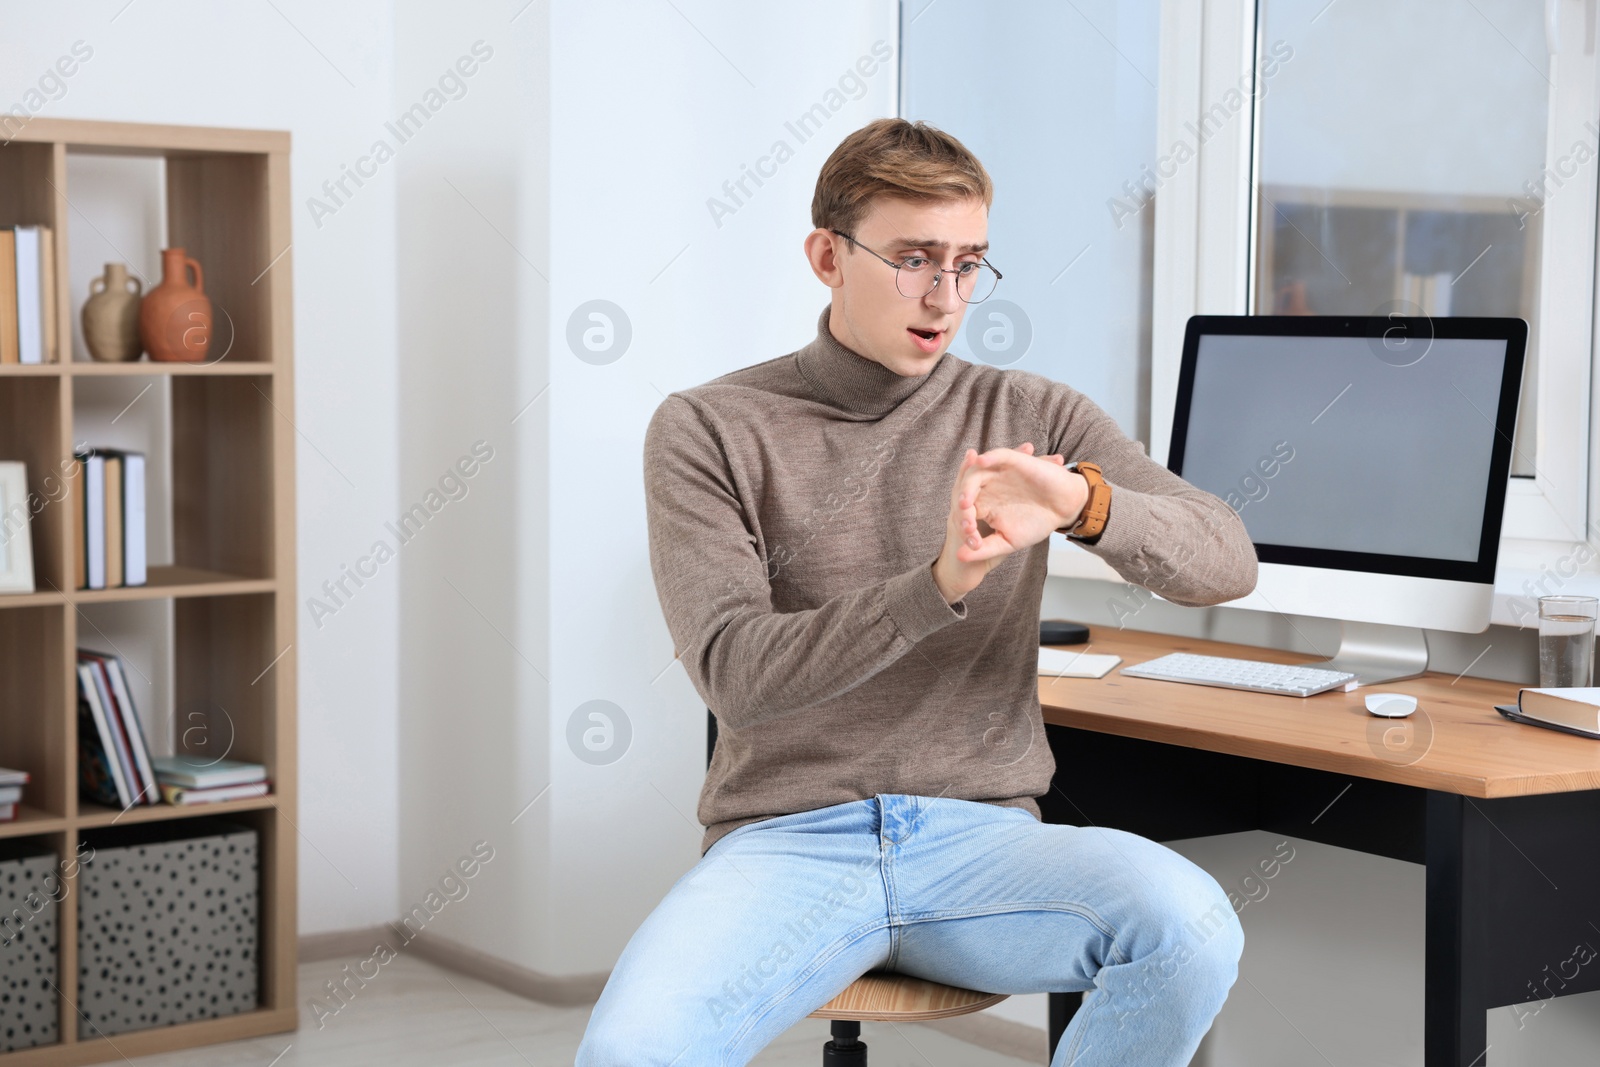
[1119,652,1357,697]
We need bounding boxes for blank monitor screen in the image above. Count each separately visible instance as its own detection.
[1168,317,1525,584]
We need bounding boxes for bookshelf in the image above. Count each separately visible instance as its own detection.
[0,119,297,1062]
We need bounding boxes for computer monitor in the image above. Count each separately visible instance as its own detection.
[1168,315,1527,685]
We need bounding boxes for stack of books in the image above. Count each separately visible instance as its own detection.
[0,767,30,821]
[151,756,269,806]
[77,648,159,808]
[72,447,146,589]
[0,225,57,364]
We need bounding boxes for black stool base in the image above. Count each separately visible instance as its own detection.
[823,1019,866,1065]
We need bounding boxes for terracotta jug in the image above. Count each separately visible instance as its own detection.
[139,248,212,362]
[81,263,144,362]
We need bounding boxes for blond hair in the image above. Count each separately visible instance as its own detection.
[811,118,993,235]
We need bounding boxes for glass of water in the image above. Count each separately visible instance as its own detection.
[1538,595,1598,689]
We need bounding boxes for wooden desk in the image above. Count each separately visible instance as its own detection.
[1037,629,1600,1067]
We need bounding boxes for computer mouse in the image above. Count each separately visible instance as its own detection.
[1364,692,1418,718]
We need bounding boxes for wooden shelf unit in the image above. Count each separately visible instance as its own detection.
[0,118,297,1062]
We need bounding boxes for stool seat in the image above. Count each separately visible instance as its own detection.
[807,970,1008,1022]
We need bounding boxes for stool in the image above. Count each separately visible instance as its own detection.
[807,969,1008,1065]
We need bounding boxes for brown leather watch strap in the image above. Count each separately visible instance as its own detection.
[1060,460,1111,542]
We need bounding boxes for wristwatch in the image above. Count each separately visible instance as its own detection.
[1059,460,1112,543]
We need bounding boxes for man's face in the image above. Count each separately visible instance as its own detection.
[812,194,989,377]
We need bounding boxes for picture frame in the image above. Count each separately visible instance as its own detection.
[0,461,37,594]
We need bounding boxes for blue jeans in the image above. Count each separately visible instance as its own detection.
[576,793,1243,1066]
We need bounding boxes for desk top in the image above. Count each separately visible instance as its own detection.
[1037,629,1600,798]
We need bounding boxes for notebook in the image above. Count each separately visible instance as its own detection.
[1038,647,1122,679]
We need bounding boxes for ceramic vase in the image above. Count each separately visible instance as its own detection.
[138,248,212,362]
[81,263,145,362]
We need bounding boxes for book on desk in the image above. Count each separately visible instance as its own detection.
[1498,687,1600,739]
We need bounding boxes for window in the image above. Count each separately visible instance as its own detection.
[1152,0,1598,561]
[1250,0,1596,551]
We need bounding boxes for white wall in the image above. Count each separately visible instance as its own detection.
[392,0,553,966]
[0,0,404,934]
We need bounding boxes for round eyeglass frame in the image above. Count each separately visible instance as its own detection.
[829,228,1002,303]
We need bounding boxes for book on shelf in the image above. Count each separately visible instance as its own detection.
[76,649,158,807]
[151,755,267,790]
[1514,687,1600,737]
[105,452,123,587]
[0,767,27,821]
[76,450,104,589]
[0,229,14,364]
[159,780,270,806]
[82,649,156,801]
[14,226,44,364]
[112,449,146,585]
[39,224,55,362]
[81,659,135,803]
[0,224,57,364]
[72,447,146,589]
[78,685,127,808]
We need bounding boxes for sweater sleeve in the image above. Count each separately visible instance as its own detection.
[644,394,967,732]
[1029,378,1258,608]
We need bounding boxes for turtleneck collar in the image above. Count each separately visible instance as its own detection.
[794,303,946,417]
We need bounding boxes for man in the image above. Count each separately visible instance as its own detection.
[577,117,1258,1066]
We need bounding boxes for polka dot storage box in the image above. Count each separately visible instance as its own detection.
[0,841,59,1053]
[77,818,257,1038]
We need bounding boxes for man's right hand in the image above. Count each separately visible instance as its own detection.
[932,443,1064,604]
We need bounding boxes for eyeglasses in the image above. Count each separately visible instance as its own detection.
[829,229,1002,303]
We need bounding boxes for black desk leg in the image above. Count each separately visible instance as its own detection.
[1425,791,1492,1067]
[1048,991,1081,1062]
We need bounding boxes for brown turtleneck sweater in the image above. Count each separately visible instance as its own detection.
[645,303,1258,856]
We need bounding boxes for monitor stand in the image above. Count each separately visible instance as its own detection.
[1307,621,1429,687]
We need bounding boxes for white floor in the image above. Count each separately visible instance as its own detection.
[117,953,1040,1067]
